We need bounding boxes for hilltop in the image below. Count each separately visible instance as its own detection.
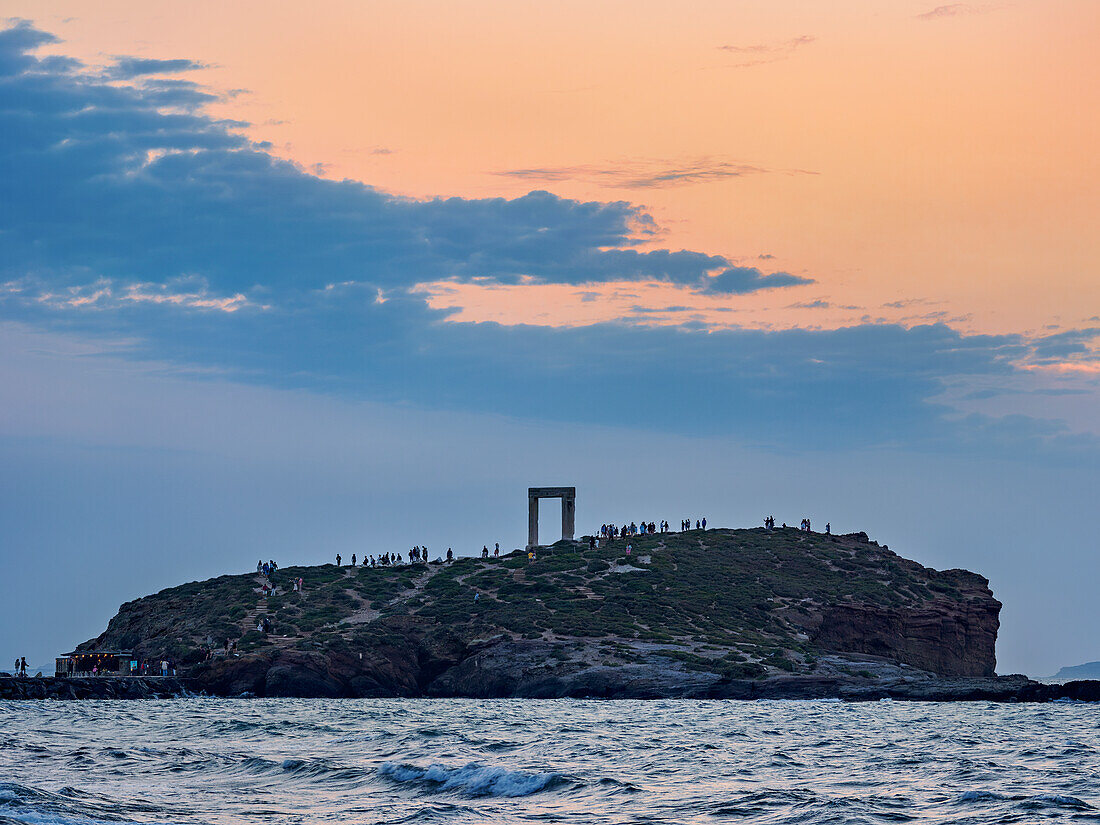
[74,527,1007,698]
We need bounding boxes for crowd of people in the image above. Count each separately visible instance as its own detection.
[245,513,838,620]
[327,543,507,568]
[256,559,299,598]
[335,547,447,566]
[590,514,836,543]
[597,518,707,543]
[762,516,830,534]
[249,513,838,588]
[282,511,841,576]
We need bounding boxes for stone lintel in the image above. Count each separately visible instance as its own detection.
[528,486,576,499]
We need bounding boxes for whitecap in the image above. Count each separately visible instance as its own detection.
[378,761,562,797]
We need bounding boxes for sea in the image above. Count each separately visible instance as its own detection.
[1,698,1098,824]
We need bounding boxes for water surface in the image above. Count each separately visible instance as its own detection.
[1,698,1098,823]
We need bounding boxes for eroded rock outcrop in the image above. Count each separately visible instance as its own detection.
[809,597,999,678]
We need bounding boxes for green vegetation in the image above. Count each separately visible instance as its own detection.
[83,528,988,676]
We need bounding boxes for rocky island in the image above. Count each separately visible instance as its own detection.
[8,527,1095,701]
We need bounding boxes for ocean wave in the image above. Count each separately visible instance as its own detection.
[710,788,819,817]
[195,754,374,785]
[958,790,1006,802]
[1017,794,1092,810]
[378,761,565,797]
[6,699,1100,824]
[958,790,1093,811]
[0,782,171,825]
[200,718,341,736]
[277,757,372,783]
[97,750,377,785]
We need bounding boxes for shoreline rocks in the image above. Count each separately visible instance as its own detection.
[0,675,196,700]
[2,673,1098,702]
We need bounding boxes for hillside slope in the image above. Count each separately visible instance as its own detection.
[79,527,1001,697]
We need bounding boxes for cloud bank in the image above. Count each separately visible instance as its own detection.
[0,20,1095,457]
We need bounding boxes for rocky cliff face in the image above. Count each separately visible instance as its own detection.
[79,527,1002,697]
[808,588,1000,678]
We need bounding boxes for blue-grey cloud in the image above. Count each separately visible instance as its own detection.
[963,387,1092,401]
[0,32,742,297]
[0,24,810,307]
[1029,328,1100,361]
[0,21,1095,459]
[107,57,207,79]
[0,19,57,74]
[701,266,814,294]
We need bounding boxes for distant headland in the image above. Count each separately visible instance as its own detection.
[1054,661,1100,681]
[5,522,1099,702]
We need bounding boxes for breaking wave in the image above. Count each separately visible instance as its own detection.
[378,761,565,797]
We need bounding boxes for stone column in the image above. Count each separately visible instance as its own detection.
[562,495,575,541]
[528,494,539,549]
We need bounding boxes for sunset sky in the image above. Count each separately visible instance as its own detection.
[0,2,1097,675]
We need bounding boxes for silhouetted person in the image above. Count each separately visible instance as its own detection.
[336,553,342,566]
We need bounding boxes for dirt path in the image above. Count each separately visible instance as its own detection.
[339,563,448,626]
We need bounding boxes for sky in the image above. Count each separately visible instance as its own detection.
[0,3,1097,677]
